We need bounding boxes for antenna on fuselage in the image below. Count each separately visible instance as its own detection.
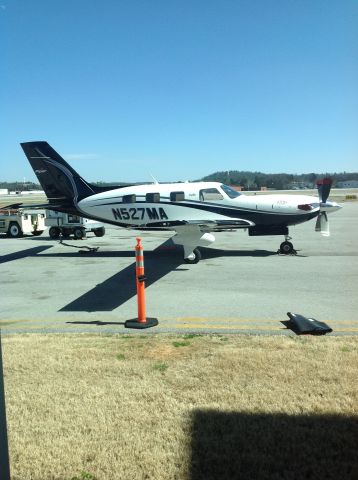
[149,173,159,184]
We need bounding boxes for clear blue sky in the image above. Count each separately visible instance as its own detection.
[1,0,357,182]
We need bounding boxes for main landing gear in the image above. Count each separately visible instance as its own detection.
[184,248,202,264]
[278,236,297,255]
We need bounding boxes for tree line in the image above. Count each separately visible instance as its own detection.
[1,171,358,192]
[0,181,42,191]
[200,171,358,190]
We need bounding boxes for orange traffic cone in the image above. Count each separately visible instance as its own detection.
[125,238,158,329]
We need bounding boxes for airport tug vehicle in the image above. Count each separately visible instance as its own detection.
[0,208,45,237]
[45,210,105,239]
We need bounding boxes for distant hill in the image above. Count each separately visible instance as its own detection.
[199,171,358,190]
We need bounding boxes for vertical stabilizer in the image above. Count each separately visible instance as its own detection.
[20,141,96,206]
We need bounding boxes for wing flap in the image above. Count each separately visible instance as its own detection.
[185,219,254,230]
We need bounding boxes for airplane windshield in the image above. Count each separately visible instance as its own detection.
[220,184,241,198]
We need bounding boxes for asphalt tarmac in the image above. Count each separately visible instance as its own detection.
[1,201,357,336]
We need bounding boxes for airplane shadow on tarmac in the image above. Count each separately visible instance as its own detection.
[189,410,358,480]
[0,245,53,264]
[61,252,184,313]
[0,238,280,313]
[51,246,277,313]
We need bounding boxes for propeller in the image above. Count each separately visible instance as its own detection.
[315,210,329,236]
[315,178,332,237]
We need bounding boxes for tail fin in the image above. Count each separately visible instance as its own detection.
[21,141,102,207]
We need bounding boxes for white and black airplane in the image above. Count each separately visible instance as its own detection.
[20,141,342,263]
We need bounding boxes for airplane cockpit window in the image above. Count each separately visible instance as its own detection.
[146,193,160,203]
[220,184,241,198]
[199,188,224,201]
[122,194,136,203]
[170,191,185,201]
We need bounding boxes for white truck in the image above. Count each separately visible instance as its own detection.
[45,210,106,239]
[0,209,46,237]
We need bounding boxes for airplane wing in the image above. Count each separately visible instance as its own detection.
[189,219,255,231]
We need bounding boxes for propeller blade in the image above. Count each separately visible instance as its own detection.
[315,214,321,232]
[320,212,330,236]
[316,178,332,203]
[315,212,330,236]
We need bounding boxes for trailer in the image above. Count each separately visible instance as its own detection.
[0,209,46,237]
[45,211,105,239]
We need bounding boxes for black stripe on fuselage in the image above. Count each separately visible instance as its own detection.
[85,199,318,227]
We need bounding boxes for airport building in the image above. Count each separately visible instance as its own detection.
[336,180,358,188]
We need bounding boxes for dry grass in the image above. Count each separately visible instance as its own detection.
[2,334,358,480]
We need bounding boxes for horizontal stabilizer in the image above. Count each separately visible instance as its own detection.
[1,202,58,210]
[281,312,333,335]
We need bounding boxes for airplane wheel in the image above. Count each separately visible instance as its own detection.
[184,248,202,264]
[280,241,294,255]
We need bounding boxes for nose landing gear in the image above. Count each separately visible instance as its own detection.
[278,236,297,255]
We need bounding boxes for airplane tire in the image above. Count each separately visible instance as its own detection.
[280,241,294,255]
[184,248,201,264]
[49,227,60,239]
[94,227,105,237]
[8,222,23,238]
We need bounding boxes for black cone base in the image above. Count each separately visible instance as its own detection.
[125,318,158,329]
[281,312,332,335]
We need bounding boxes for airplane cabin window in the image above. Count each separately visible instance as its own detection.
[199,188,224,201]
[122,194,136,203]
[170,191,185,201]
[146,193,160,203]
[220,184,241,198]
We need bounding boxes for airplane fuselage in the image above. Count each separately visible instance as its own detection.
[77,182,340,230]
